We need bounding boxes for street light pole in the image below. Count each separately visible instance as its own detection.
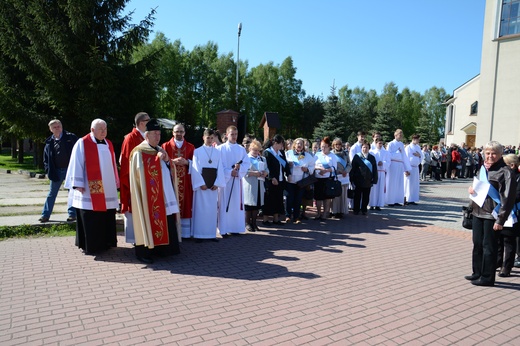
[236,22,242,108]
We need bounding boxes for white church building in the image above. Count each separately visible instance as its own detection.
[444,0,520,148]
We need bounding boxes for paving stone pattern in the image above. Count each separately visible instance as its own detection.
[1,172,520,345]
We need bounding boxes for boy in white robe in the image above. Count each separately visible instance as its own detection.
[369,139,389,210]
[217,126,250,236]
[404,134,423,205]
[385,129,411,206]
[191,129,226,241]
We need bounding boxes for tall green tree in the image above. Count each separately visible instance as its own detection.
[0,0,156,154]
[313,86,344,141]
[373,82,401,142]
[300,95,324,140]
[417,86,449,144]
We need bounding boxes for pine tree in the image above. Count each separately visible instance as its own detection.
[313,85,345,141]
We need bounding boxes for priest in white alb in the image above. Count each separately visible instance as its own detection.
[65,118,119,255]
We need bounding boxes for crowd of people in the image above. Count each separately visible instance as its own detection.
[38,115,520,272]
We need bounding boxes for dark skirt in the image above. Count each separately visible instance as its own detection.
[76,208,117,254]
[263,181,285,215]
[313,178,329,201]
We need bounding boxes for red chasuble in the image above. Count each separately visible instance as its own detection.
[141,151,169,246]
[120,128,145,213]
[82,134,118,211]
[162,139,194,218]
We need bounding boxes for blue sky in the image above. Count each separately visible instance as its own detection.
[126,0,485,97]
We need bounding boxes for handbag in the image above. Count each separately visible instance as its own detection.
[297,172,318,188]
[462,205,473,230]
[325,168,342,198]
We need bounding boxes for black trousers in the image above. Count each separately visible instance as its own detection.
[135,214,180,258]
[472,217,498,284]
[353,187,371,213]
[76,208,116,254]
[497,234,517,270]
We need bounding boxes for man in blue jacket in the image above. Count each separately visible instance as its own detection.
[39,119,78,222]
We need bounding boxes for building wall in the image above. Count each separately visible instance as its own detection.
[444,76,480,146]
[445,0,520,148]
[476,0,520,147]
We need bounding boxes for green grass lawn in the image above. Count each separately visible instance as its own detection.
[0,148,43,173]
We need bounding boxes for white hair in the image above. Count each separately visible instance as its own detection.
[90,118,106,130]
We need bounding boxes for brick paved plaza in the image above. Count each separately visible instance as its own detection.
[1,172,520,345]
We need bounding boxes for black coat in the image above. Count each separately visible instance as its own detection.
[43,130,78,181]
[501,170,520,237]
[350,153,378,189]
[263,148,291,183]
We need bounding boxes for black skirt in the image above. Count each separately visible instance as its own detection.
[313,178,329,201]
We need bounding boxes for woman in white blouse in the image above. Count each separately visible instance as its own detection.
[313,136,338,220]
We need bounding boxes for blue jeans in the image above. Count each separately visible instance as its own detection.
[42,168,75,218]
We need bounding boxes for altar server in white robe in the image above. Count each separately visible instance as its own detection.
[385,129,411,206]
[65,119,119,255]
[369,139,390,210]
[217,126,250,236]
[191,129,226,241]
[404,134,423,205]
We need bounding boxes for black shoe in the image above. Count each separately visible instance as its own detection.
[471,280,494,287]
[375,207,381,211]
[369,207,375,210]
[394,203,402,207]
[407,202,418,206]
[221,234,230,238]
[499,268,511,277]
[136,256,153,264]
[39,216,50,223]
[67,216,76,222]
[465,274,479,281]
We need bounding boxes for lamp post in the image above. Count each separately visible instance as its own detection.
[236,22,242,107]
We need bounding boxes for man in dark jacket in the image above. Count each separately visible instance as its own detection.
[39,119,78,222]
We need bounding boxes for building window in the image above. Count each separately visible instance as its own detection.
[447,105,454,134]
[470,101,478,115]
[500,0,520,37]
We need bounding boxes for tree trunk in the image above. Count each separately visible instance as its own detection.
[17,139,24,164]
[11,135,17,158]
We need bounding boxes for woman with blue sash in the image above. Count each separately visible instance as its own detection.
[262,134,291,225]
[313,137,338,220]
[466,141,517,286]
[285,138,315,223]
[331,138,351,219]
[350,141,378,215]
[496,154,520,277]
[243,140,268,232]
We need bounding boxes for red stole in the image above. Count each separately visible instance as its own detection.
[141,151,169,246]
[162,139,194,218]
[82,134,117,211]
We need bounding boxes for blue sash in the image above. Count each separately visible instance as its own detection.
[286,150,305,166]
[479,168,501,214]
[334,153,347,168]
[266,147,286,168]
[357,153,373,172]
[318,153,331,169]
[249,155,260,171]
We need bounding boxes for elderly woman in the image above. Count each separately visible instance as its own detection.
[285,138,315,223]
[466,141,517,286]
[243,140,268,232]
[314,136,338,220]
[496,154,520,277]
[331,138,351,218]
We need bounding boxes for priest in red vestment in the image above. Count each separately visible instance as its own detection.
[130,119,181,264]
[162,123,195,238]
[119,112,150,243]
